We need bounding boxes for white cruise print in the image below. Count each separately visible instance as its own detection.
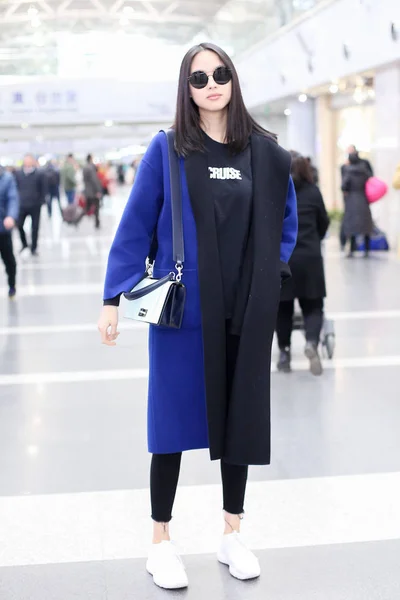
[208,167,242,180]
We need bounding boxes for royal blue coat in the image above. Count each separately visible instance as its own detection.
[104,131,297,465]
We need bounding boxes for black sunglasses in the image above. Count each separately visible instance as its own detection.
[188,66,232,89]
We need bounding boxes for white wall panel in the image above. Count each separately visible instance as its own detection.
[238,0,400,107]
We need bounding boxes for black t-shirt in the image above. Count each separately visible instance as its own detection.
[204,134,253,319]
[104,136,253,310]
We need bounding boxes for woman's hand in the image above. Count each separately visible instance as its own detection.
[3,217,15,230]
[98,306,120,346]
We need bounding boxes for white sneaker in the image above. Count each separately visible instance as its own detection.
[146,541,188,590]
[218,532,261,580]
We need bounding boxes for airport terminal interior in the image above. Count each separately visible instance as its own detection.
[1,0,400,598]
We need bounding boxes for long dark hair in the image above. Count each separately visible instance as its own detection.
[290,151,314,186]
[174,42,276,156]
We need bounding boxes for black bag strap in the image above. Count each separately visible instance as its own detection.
[148,129,184,271]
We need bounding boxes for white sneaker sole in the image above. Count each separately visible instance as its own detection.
[146,562,189,590]
[217,553,261,581]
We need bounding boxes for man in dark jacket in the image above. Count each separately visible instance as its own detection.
[60,153,77,205]
[44,160,61,218]
[0,166,19,297]
[83,154,102,229]
[339,145,373,250]
[15,154,46,256]
[341,153,373,257]
[343,145,373,178]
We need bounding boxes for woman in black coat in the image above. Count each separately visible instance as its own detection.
[341,152,373,257]
[276,152,330,376]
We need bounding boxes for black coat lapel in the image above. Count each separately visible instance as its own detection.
[224,135,292,465]
[184,152,227,460]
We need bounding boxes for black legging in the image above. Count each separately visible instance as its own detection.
[150,454,248,522]
[150,324,248,523]
[276,298,324,349]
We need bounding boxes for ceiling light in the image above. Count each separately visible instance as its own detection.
[27,445,39,457]
[21,123,30,129]
[298,93,308,103]
[104,120,114,127]
[329,84,339,94]
[284,108,291,116]
[123,5,134,15]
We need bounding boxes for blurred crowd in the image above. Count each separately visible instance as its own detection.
[1,144,399,378]
[0,152,139,299]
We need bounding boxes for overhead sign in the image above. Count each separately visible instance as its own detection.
[0,79,176,125]
[0,85,79,119]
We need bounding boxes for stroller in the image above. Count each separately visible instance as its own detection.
[292,309,335,359]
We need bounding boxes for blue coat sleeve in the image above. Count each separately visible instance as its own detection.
[6,174,19,221]
[280,176,298,279]
[103,136,164,300]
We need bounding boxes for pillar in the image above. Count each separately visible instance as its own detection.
[286,97,316,159]
[316,95,337,211]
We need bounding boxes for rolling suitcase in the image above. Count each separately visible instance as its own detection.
[62,204,82,225]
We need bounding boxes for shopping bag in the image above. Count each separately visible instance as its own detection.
[365,177,388,203]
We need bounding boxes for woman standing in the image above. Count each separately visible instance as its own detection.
[276,152,330,376]
[341,152,373,257]
[98,43,297,590]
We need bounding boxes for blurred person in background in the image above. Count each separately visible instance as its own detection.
[98,42,297,590]
[124,162,135,186]
[306,156,319,185]
[340,145,373,250]
[276,152,330,376]
[97,163,110,200]
[0,165,19,298]
[117,163,125,185]
[83,154,102,229]
[107,162,117,191]
[341,152,373,258]
[15,154,45,257]
[342,144,373,178]
[44,159,61,218]
[61,153,77,205]
[6,166,17,177]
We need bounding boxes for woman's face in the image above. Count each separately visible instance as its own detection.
[189,50,232,114]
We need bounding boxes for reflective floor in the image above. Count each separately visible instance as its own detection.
[1,190,400,599]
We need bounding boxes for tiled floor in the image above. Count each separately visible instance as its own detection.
[1,191,400,599]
